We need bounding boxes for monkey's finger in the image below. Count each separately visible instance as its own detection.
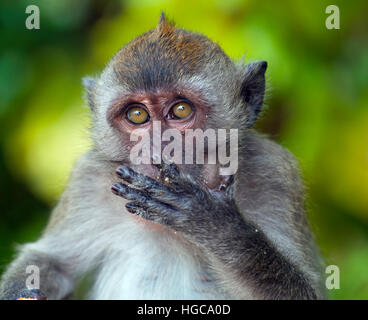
[125,201,180,227]
[116,165,174,195]
[111,182,150,203]
[112,182,179,213]
[125,202,148,216]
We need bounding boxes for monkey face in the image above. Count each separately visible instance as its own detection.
[85,16,266,192]
[106,87,225,189]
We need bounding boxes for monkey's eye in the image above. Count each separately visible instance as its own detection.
[170,102,193,119]
[126,106,150,124]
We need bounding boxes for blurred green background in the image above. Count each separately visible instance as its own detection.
[1,0,367,299]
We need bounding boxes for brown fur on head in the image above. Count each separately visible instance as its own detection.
[111,13,230,92]
[83,13,267,187]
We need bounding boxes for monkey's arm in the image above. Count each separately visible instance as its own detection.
[0,152,133,300]
[0,243,74,300]
[112,163,318,300]
[1,157,101,300]
[0,192,82,300]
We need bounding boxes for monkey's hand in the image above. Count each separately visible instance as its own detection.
[111,163,241,243]
[112,163,318,299]
[0,282,47,300]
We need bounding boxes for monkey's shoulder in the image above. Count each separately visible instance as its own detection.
[236,131,305,212]
[243,131,302,181]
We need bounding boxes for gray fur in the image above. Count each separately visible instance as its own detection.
[0,16,325,300]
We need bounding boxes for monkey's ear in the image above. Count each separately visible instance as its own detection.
[82,77,96,111]
[240,61,267,126]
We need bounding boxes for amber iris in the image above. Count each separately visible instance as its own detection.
[127,106,149,124]
[172,102,192,119]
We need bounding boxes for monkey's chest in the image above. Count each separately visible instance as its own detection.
[89,229,227,299]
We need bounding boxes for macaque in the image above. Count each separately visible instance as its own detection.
[0,14,325,300]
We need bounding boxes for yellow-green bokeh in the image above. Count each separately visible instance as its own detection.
[1,0,367,299]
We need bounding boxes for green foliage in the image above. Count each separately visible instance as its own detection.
[1,0,367,299]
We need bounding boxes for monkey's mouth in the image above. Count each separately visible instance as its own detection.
[129,162,228,193]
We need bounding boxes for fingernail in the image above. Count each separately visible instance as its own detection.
[111,182,123,194]
[116,166,129,178]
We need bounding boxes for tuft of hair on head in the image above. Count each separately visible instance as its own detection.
[156,12,176,36]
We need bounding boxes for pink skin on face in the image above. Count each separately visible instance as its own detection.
[108,88,231,192]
